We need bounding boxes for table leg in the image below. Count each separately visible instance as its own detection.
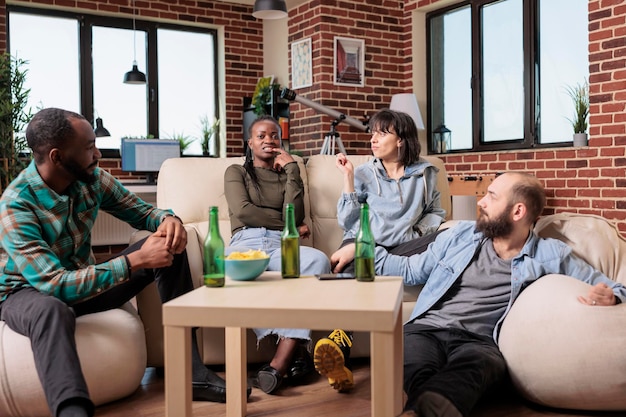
[370,310,403,416]
[225,327,247,417]
[165,325,192,417]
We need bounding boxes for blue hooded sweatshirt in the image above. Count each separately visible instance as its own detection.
[337,157,446,247]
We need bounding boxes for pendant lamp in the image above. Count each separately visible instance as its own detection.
[253,0,288,19]
[123,0,146,84]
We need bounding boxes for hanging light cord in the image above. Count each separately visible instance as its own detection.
[131,0,137,65]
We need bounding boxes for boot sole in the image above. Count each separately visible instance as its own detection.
[313,339,354,392]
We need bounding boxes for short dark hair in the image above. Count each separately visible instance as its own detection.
[26,108,86,163]
[368,109,421,166]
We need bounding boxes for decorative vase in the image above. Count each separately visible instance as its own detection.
[573,133,588,147]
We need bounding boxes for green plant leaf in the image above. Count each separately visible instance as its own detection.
[565,80,589,134]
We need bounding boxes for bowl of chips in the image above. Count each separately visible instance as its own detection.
[225,249,270,281]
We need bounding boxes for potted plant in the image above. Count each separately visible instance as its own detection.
[0,53,33,192]
[199,116,220,156]
[253,82,281,116]
[168,131,195,155]
[566,80,589,147]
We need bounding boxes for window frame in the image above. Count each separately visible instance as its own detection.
[426,0,579,154]
[7,5,220,158]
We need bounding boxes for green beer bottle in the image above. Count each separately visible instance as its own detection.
[281,203,300,278]
[355,202,375,282]
[203,206,225,287]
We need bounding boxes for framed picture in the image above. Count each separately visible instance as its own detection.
[334,37,365,87]
[291,38,312,89]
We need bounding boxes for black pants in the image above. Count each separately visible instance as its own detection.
[339,228,446,274]
[403,324,507,417]
[0,237,194,417]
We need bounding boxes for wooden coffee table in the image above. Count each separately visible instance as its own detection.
[162,272,403,417]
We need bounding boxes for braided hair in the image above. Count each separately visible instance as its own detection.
[243,115,281,195]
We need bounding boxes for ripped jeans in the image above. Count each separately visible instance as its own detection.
[228,227,331,343]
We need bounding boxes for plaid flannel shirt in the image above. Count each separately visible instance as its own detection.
[0,161,173,304]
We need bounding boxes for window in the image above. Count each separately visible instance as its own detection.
[427,0,589,153]
[8,6,219,156]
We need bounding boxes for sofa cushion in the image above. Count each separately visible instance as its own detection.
[305,155,372,257]
[534,213,626,285]
[499,274,626,411]
[156,156,310,245]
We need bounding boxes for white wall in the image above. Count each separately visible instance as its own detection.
[262,18,289,87]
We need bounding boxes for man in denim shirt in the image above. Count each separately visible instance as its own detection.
[374,172,626,417]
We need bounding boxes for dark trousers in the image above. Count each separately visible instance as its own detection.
[403,324,507,417]
[339,229,446,274]
[0,237,193,417]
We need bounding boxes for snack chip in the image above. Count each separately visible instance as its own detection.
[226,249,269,260]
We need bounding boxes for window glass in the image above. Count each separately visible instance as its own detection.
[481,0,524,142]
[93,26,148,150]
[9,12,80,114]
[427,0,589,152]
[8,7,220,156]
[430,6,472,151]
[539,0,588,144]
[157,29,217,155]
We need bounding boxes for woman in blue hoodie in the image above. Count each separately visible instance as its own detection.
[331,108,446,273]
[314,108,447,393]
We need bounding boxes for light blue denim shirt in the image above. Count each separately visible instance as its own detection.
[375,221,626,342]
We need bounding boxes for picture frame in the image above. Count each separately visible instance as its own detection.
[291,38,313,89]
[334,36,365,87]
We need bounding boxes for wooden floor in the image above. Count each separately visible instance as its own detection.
[95,360,621,417]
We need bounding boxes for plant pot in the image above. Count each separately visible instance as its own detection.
[573,133,588,147]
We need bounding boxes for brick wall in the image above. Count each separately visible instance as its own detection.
[286,0,410,156]
[2,0,625,235]
[411,0,626,235]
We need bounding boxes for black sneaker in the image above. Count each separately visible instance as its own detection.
[313,329,354,392]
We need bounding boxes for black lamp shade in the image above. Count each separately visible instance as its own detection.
[253,0,287,19]
[94,117,111,137]
[123,64,146,84]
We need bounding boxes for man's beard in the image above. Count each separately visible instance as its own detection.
[475,204,514,239]
[61,158,97,184]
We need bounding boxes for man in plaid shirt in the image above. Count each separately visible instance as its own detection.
[0,108,240,417]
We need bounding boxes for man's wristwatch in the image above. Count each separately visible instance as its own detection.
[160,214,182,224]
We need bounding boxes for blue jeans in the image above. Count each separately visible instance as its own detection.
[228,227,331,342]
[403,323,507,417]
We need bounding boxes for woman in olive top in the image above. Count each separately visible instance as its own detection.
[224,115,331,395]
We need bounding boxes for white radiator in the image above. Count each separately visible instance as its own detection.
[91,186,157,246]
[92,211,137,246]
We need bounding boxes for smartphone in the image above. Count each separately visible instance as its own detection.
[316,273,355,280]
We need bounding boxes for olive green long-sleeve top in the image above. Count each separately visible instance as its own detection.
[224,162,305,234]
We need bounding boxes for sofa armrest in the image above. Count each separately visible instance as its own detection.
[134,225,201,367]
